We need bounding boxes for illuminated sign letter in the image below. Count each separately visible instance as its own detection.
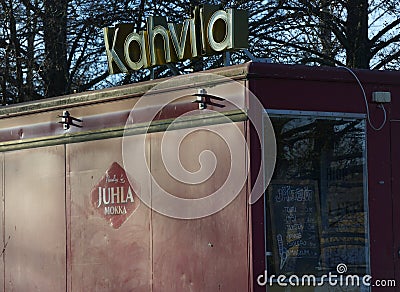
[168,20,194,60]
[148,16,175,66]
[207,10,231,52]
[199,5,219,55]
[124,31,149,70]
[103,27,128,74]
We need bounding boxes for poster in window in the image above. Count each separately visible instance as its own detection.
[268,180,321,275]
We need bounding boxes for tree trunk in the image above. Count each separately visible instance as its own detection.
[43,0,69,97]
[345,0,370,69]
[25,0,37,101]
[319,0,334,64]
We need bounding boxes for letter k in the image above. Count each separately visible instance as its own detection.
[104,27,128,74]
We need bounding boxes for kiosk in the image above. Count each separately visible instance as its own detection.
[0,62,398,291]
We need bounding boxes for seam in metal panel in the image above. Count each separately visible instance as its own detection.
[150,134,153,292]
[244,119,252,292]
[1,154,4,292]
[64,144,69,292]
[364,121,371,277]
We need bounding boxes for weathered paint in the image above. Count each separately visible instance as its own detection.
[151,124,249,292]
[4,146,66,291]
[67,137,152,292]
[0,63,399,291]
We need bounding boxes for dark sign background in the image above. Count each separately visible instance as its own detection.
[268,181,321,275]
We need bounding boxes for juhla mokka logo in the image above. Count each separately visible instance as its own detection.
[91,162,140,229]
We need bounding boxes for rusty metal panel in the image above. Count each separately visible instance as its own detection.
[67,137,151,292]
[4,145,66,291]
[151,122,249,291]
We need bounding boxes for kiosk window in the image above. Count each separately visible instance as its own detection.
[264,112,368,276]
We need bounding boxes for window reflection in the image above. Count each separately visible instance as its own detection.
[265,113,367,276]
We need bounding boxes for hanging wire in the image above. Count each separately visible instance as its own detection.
[338,66,387,131]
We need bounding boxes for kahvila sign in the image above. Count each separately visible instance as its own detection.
[103,5,248,74]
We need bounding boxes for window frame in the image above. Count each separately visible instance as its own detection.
[262,109,370,285]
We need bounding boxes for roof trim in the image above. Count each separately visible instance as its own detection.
[0,63,250,119]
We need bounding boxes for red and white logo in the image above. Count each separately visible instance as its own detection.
[91,162,140,229]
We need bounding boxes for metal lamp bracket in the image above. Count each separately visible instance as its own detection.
[192,89,226,110]
[58,111,83,130]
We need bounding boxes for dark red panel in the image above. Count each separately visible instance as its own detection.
[368,125,395,292]
[247,63,400,291]
[391,122,400,289]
